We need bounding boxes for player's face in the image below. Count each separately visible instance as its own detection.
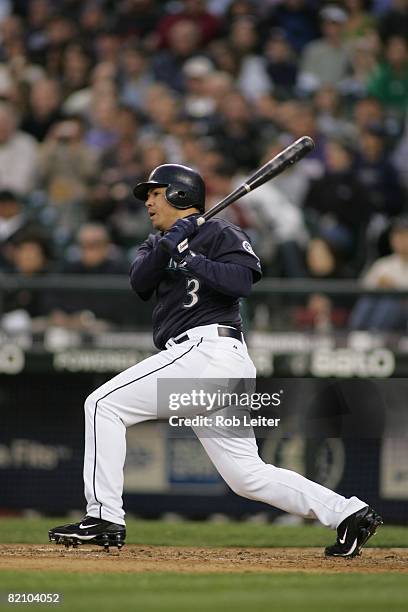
[146,187,180,231]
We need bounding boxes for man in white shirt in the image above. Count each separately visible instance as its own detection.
[0,102,38,196]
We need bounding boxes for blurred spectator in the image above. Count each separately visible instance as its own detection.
[21,78,62,142]
[227,16,271,100]
[79,1,108,39]
[38,116,99,239]
[3,229,54,323]
[0,25,46,91]
[295,236,353,331]
[0,102,38,195]
[49,223,128,329]
[352,95,384,136]
[43,15,78,77]
[206,90,260,170]
[209,39,237,75]
[267,0,319,54]
[306,236,350,280]
[252,93,281,146]
[157,0,220,48]
[24,0,52,62]
[264,29,298,99]
[62,223,126,274]
[85,97,120,152]
[367,35,408,115]
[223,0,259,22]
[297,4,350,94]
[0,189,44,270]
[152,20,203,92]
[62,61,118,117]
[182,56,216,120]
[0,14,24,62]
[100,105,140,189]
[204,69,235,110]
[304,138,370,267]
[342,0,377,41]
[115,0,161,42]
[378,0,408,42]
[94,30,122,65]
[61,42,93,99]
[339,35,380,101]
[119,44,154,112]
[141,85,185,160]
[355,123,404,217]
[92,105,151,248]
[313,85,355,140]
[349,215,408,330]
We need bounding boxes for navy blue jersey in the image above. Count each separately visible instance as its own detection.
[130,217,262,349]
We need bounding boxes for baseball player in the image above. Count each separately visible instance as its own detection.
[49,164,382,556]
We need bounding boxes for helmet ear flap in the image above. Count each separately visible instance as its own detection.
[165,185,194,209]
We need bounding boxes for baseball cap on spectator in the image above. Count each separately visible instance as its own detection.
[319,5,348,24]
[183,56,214,78]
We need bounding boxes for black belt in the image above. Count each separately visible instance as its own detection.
[173,326,242,345]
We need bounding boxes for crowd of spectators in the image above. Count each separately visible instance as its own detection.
[0,0,407,331]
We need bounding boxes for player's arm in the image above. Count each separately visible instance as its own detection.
[129,235,171,299]
[159,221,262,298]
[179,256,254,298]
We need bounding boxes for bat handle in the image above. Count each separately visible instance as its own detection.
[196,216,206,227]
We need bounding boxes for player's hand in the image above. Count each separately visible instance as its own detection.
[158,217,198,259]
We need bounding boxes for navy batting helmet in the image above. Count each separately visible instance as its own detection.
[133,164,205,213]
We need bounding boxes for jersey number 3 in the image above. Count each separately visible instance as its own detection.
[183,278,200,308]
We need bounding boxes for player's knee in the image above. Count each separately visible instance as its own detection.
[226,469,259,500]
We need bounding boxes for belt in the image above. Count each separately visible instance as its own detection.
[174,326,242,345]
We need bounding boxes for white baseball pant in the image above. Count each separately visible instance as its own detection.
[83,324,367,528]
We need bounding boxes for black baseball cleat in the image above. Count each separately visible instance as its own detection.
[48,515,126,551]
[325,506,383,558]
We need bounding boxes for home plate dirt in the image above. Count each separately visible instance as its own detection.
[0,545,407,574]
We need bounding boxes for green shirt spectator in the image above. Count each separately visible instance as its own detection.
[367,35,408,113]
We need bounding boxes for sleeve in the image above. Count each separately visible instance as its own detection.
[209,226,262,282]
[181,255,254,298]
[129,234,171,300]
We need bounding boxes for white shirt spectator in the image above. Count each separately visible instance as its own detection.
[237,55,272,101]
[0,131,38,195]
[363,254,408,289]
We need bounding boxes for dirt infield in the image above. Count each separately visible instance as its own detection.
[0,544,406,574]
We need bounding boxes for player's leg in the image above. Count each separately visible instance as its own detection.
[49,337,207,547]
[83,338,206,524]
[193,336,371,527]
[194,426,366,529]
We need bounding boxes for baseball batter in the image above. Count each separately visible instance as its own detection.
[49,164,382,556]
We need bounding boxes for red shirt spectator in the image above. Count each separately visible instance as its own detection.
[157,0,220,48]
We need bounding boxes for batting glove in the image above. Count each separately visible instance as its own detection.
[158,217,198,260]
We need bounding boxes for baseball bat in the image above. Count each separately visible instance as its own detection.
[196,135,315,226]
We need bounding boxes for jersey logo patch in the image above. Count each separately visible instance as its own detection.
[242,240,257,257]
